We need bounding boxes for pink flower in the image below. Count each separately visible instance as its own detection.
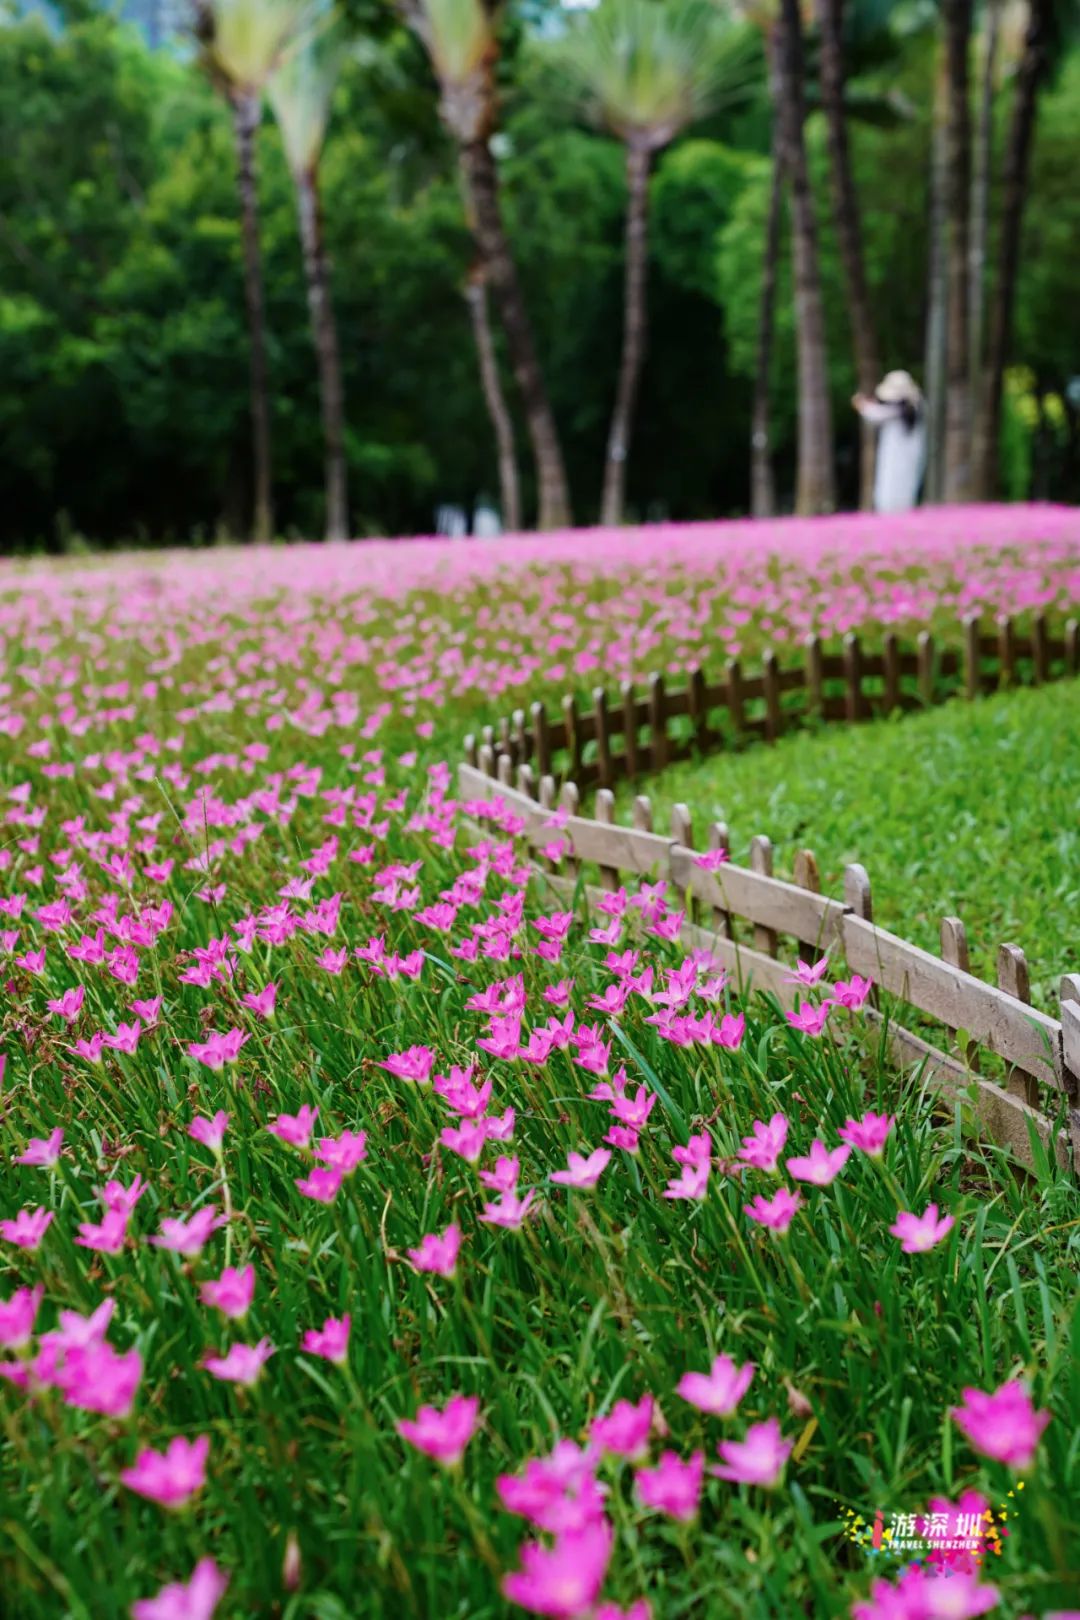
[502,1518,613,1618]
[591,1394,653,1461]
[203,1338,274,1387]
[496,1441,603,1534]
[550,1148,610,1190]
[481,1189,536,1229]
[851,1567,998,1620]
[663,1162,710,1201]
[407,1224,462,1277]
[710,1011,744,1049]
[267,1105,318,1148]
[189,1112,229,1153]
[440,1119,488,1164]
[295,1165,343,1203]
[744,1187,802,1233]
[595,1605,651,1620]
[56,1341,142,1418]
[47,985,85,1021]
[786,1000,831,1037]
[315,1130,368,1172]
[131,1558,229,1620]
[1,1206,53,1250]
[241,982,277,1019]
[151,1206,226,1258]
[737,1114,789,1173]
[397,1392,479,1466]
[832,974,873,1010]
[200,1265,255,1320]
[785,1138,850,1186]
[677,1354,754,1417]
[75,1208,130,1253]
[70,1032,104,1063]
[121,1434,210,1509]
[302,1314,351,1365]
[15,1128,64,1167]
[784,957,829,986]
[0,1284,43,1350]
[186,1028,248,1070]
[635,1449,704,1520]
[102,1020,142,1055]
[712,1417,792,1487]
[889,1203,954,1254]
[380,1044,435,1084]
[951,1380,1049,1470]
[693,848,729,871]
[838,1112,894,1157]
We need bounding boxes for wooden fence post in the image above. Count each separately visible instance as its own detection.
[594,789,620,891]
[917,631,934,706]
[940,917,978,1070]
[559,781,580,880]
[632,795,653,834]
[562,694,581,781]
[593,687,612,789]
[883,633,900,716]
[997,615,1016,687]
[621,680,639,781]
[649,672,668,772]
[538,775,556,811]
[1056,974,1080,1171]
[727,658,746,738]
[844,863,873,923]
[997,944,1039,1107]
[688,665,708,752]
[843,633,864,723]
[763,650,782,742]
[464,734,478,768]
[749,835,778,957]
[962,615,981,701]
[671,802,694,920]
[1065,619,1080,677]
[793,848,822,963]
[517,764,535,800]
[497,752,513,789]
[805,635,824,721]
[531,701,552,780]
[513,708,529,764]
[478,742,496,778]
[1032,612,1049,684]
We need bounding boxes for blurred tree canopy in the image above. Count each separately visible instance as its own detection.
[0,1,1077,547]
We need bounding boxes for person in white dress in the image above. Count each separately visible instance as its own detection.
[852,370,928,513]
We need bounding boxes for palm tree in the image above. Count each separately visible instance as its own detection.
[939,0,974,502]
[463,264,522,532]
[560,0,756,525]
[773,0,835,513]
[269,28,350,540]
[814,0,881,509]
[400,0,572,530]
[751,135,783,517]
[196,0,314,541]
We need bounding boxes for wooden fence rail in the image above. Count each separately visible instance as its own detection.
[458,755,1080,1176]
[465,612,1080,792]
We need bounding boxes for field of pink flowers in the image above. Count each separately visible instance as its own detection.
[1,508,1079,1620]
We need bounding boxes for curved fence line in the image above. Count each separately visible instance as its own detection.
[457,754,1080,1178]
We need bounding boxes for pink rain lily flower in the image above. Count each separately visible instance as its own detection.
[744,1187,802,1233]
[832,974,873,1009]
[481,1189,537,1229]
[786,1000,832,1037]
[55,1341,142,1418]
[479,1155,520,1193]
[635,1449,704,1520]
[838,1112,894,1157]
[712,1417,792,1488]
[241,982,277,1018]
[852,1567,998,1620]
[15,1128,64,1167]
[121,1434,210,1509]
[380,1044,435,1084]
[295,1165,344,1203]
[199,1265,255,1320]
[785,1138,851,1186]
[784,957,830,986]
[397,1393,479,1466]
[131,1559,229,1620]
[0,1284,43,1350]
[302,1314,351,1365]
[590,1394,653,1461]
[550,1148,611,1190]
[189,1112,230,1153]
[737,1114,789,1173]
[151,1205,226,1258]
[1,1206,54,1250]
[75,1208,129,1254]
[951,1380,1050,1470]
[677,1354,754,1417]
[663,1161,710,1201]
[407,1224,462,1277]
[890,1203,954,1254]
[204,1338,274,1387]
[502,1518,613,1619]
[267,1106,318,1148]
[46,984,85,1021]
[315,1130,368,1172]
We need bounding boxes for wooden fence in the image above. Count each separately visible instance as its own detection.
[465,611,1080,791]
[458,752,1080,1176]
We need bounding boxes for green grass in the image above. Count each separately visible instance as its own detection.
[616,680,1080,1011]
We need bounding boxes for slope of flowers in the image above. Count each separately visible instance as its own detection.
[1,511,1079,1619]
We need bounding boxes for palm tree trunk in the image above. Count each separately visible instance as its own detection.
[231,89,274,543]
[464,266,522,533]
[751,140,783,518]
[296,167,348,542]
[978,0,1051,498]
[968,0,999,474]
[923,51,949,503]
[772,2,835,515]
[816,0,880,510]
[458,139,572,531]
[940,0,974,503]
[602,140,651,527]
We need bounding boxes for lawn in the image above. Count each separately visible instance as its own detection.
[1,512,1078,1620]
[613,679,1080,1012]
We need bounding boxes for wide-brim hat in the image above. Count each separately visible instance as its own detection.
[875,370,923,406]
